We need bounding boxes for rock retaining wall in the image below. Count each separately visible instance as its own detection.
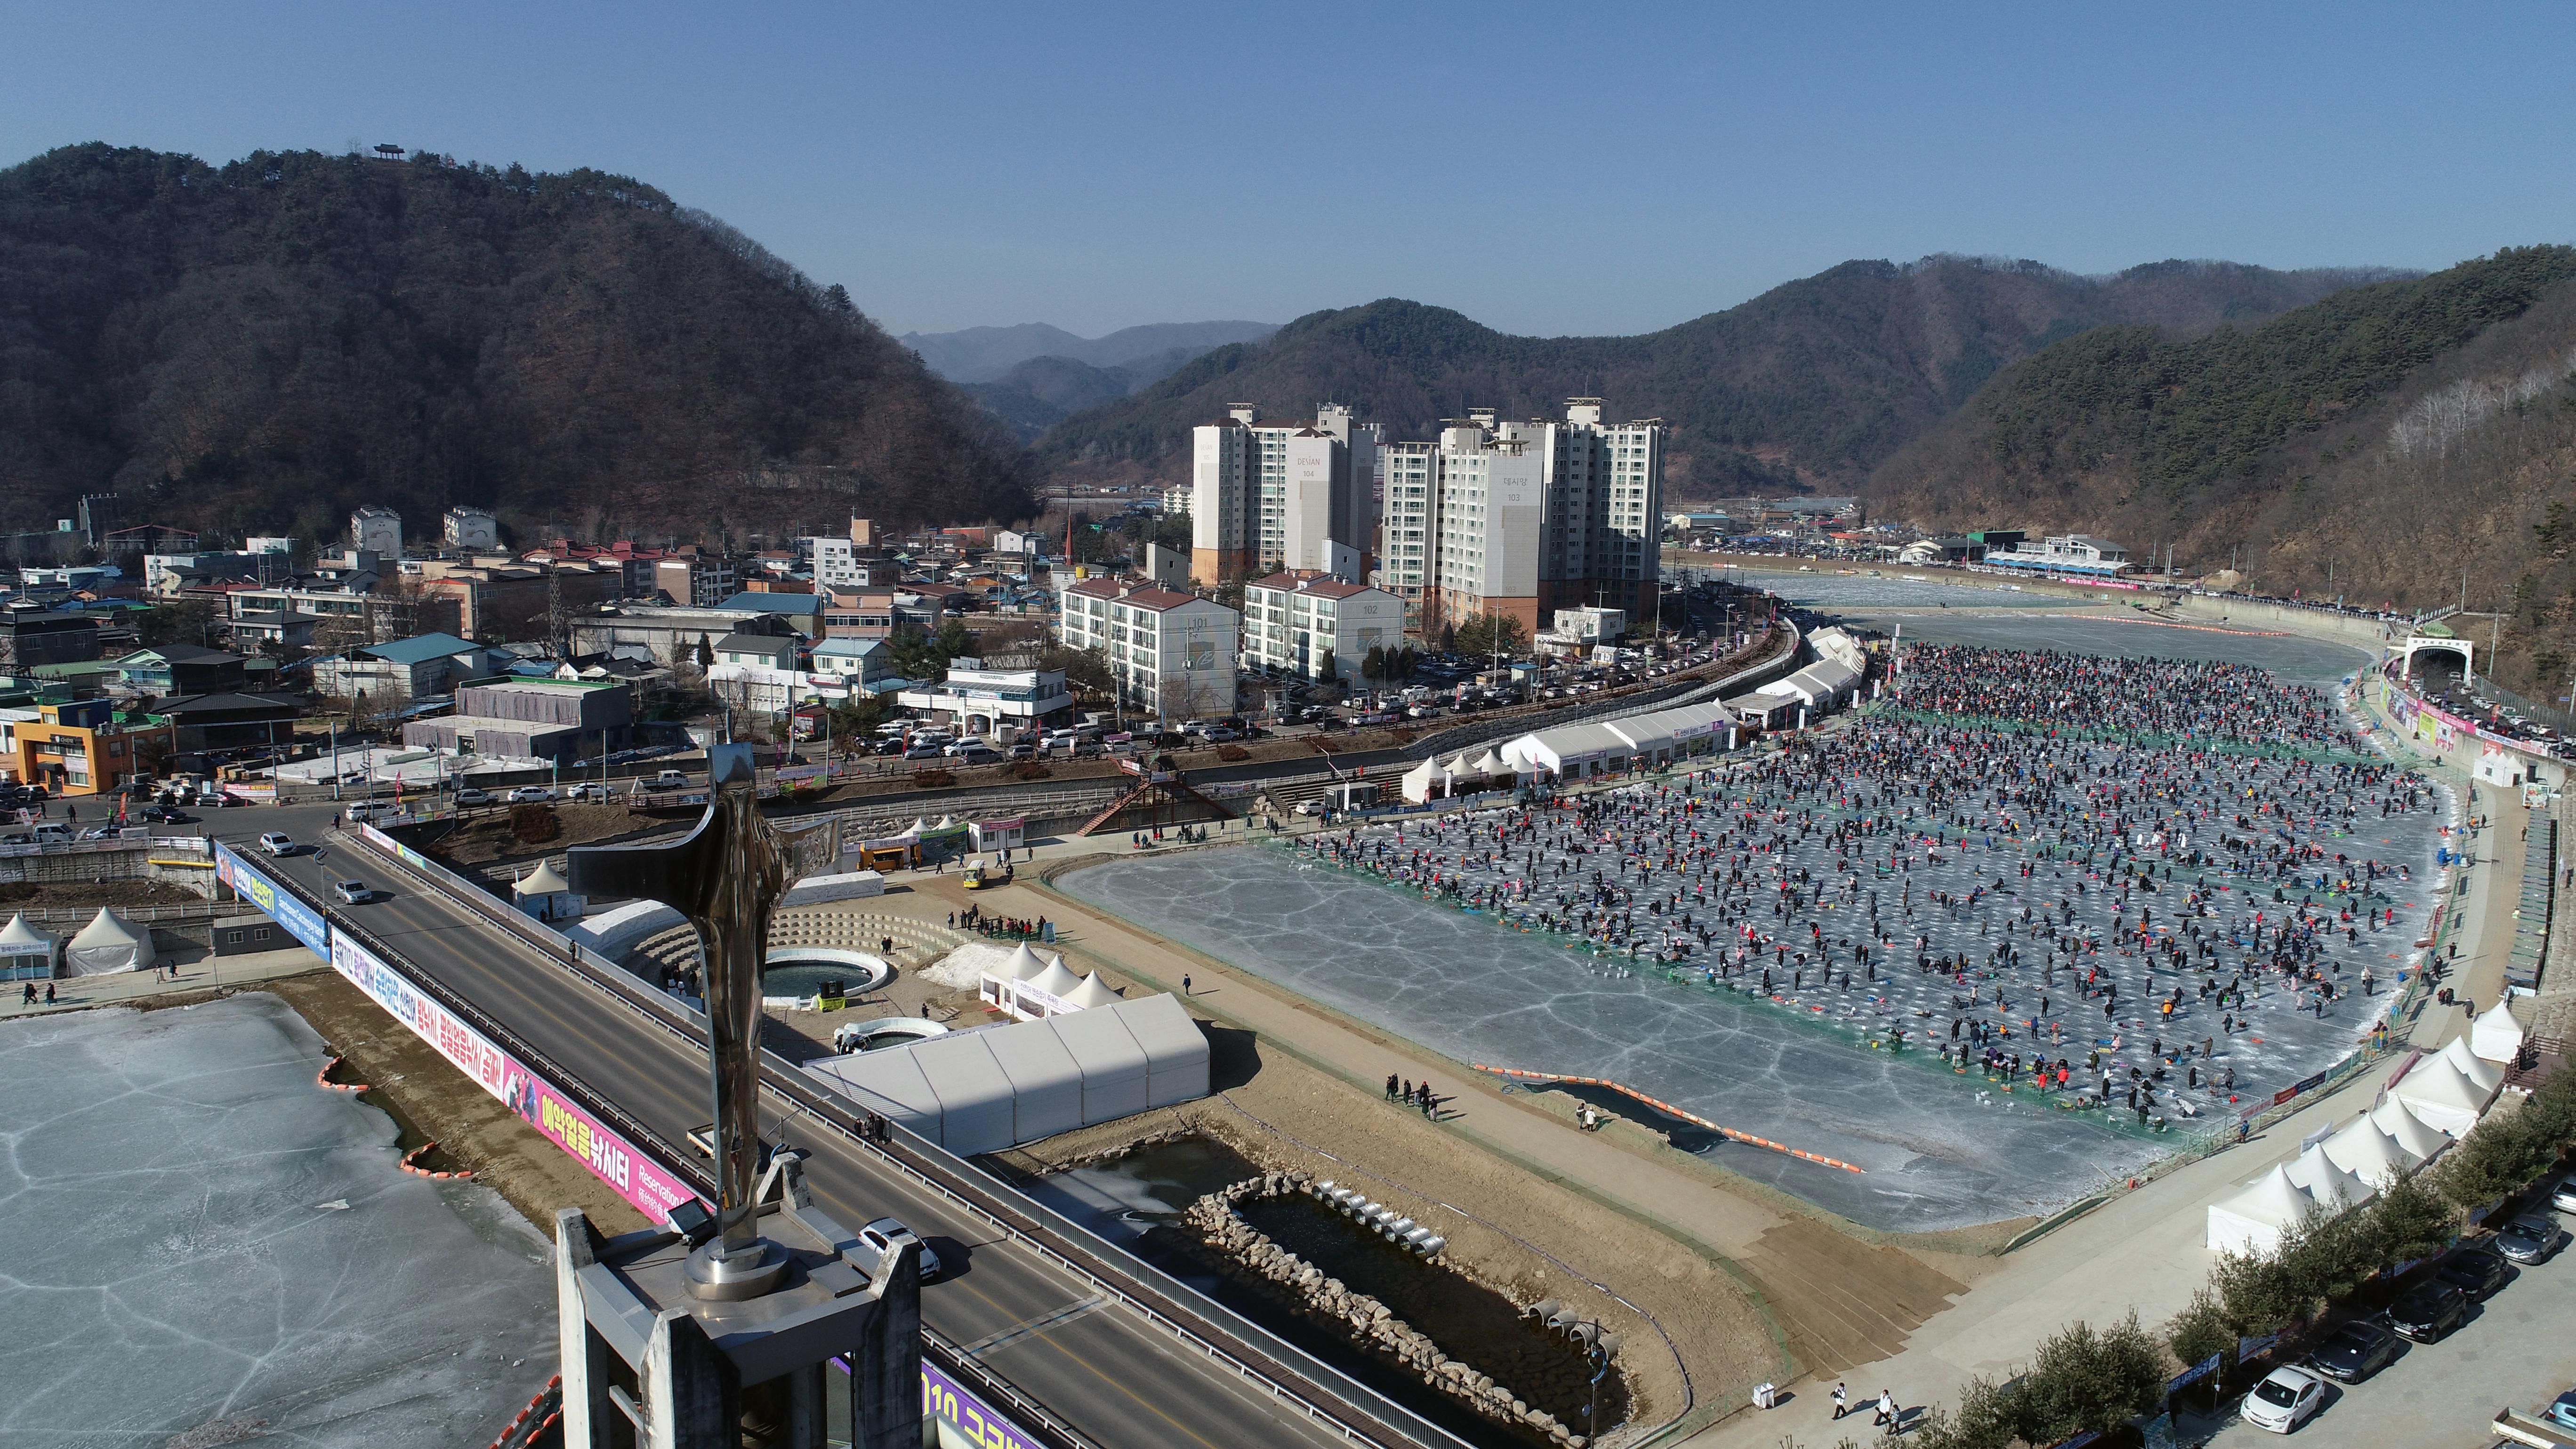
[1183,1169,1608,1448]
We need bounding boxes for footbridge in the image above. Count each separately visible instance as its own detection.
[213,806,1464,1449]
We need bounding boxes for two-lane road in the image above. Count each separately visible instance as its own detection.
[231,808,1375,1449]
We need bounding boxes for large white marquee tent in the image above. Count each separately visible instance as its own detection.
[803,992,1210,1154]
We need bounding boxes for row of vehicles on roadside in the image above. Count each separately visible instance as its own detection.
[2239,1176,2574,1433]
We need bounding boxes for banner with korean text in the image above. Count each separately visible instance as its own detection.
[328,928,703,1224]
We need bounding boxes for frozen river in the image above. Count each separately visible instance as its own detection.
[0,995,553,1449]
[1063,594,2439,1234]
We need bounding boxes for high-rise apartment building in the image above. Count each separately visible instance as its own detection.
[1189,403,1381,584]
[1415,400,1663,640]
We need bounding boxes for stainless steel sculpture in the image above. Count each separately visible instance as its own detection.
[567,742,837,1299]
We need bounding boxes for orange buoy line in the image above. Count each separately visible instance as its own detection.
[1472,1063,1866,1174]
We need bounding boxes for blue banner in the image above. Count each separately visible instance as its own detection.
[214,841,331,958]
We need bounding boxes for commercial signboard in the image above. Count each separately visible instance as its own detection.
[921,1358,1043,1449]
[212,841,332,957]
[327,928,703,1225]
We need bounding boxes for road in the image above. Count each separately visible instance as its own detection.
[2201,1236,2576,1447]
[233,803,1384,1449]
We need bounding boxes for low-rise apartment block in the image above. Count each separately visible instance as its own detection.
[1241,572,1403,684]
[1057,578,1240,720]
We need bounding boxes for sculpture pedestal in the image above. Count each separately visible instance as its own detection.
[554,1157,920,1449]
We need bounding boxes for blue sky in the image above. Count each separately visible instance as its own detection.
[4,1,2571,338]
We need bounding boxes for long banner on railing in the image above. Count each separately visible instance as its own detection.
[211,841,333,958]
[325,926,704,1225]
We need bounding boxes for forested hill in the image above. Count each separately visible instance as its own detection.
[1035,257,2396,494]
[1868,246,2576,700]
[0,144,1030,545]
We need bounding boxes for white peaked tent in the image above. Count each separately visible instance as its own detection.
[2286,1147,2376,1212]
[2391,1057,2493,1138]
[979,941,1054,1012]
[1066,971,1124,1010]
[2372,1097,2455,1161]
[0,912,55,978]
[2206,1164,2317,1254]
[1472,747,1512,777]
[2439,1034,2505,1094]
[512,860,584,922]
[64,908,156,976]
[2321,1115,2421,1188]
[1442,751,1481,778]
[1400,757,1449,805]
[2469,1001,2527,1066]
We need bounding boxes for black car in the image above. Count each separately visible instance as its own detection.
[2307,1320,2399,1383]
[2432,1246,2510,1300]
[2387,1283,2467,1342]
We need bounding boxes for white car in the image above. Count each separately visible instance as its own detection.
[2241,1364,2326,1433]
[506,786,555,803]
[857,1217,944,1281]
[2552,1176,2576,1215]
[258,831,295,855]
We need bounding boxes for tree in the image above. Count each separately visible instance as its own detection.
[933,615,974,661]
[1361,644,1387,684]
[693,632,715,669]
[1452,612,1530,663]
[137,598,216,648]
[1316,647,1334,682]
[1039,642,1114,702]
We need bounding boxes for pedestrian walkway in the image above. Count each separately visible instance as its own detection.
[0,944,325,1019]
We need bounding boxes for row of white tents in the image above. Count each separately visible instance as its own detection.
[0,909,159,978]
[977,940,1127,1020]
[2206,1013,2528,1255]
[1723,627,1869,728]
[1399,627,1876,804]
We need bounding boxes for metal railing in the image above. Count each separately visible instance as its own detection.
[342,824,1470,1449]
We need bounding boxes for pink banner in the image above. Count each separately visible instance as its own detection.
[330,932,703,1224]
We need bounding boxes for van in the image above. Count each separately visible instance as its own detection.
[31,821,69,841]
[646,769,690,789]
[345,799,398,823]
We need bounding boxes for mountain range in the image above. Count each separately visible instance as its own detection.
[1867,244,2576,702]
[1030,258,2405,495]
[0,143,1031,547]
[899,320,1278,383]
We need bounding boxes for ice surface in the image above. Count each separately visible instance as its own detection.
[1065,624,2445,1233]
[0,995,555,1449]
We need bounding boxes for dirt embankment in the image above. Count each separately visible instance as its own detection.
[995,1018,1771,1441]
[266,972,650,1235]
[418,803,668,869]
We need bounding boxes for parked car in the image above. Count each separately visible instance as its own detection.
[331,878,370,904]
[2306,1320,2398,1383]
[506,786,555,804]
[2495,1211,2562,1264]
[2551,1176,2576,1215]
[2547,1386,2576,1431]
[2432,1245,2510,1300]
[2246,1361,2328,1423]
[2387,1282,2466,1341]
[453,787,494,806]
[257,831,296,856]
[856,1217,944,1281]
[902,744,945,761]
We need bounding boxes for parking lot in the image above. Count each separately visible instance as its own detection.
[2206,1224,2576,1446]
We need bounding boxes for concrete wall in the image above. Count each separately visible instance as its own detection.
[2166,596,2394,651]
